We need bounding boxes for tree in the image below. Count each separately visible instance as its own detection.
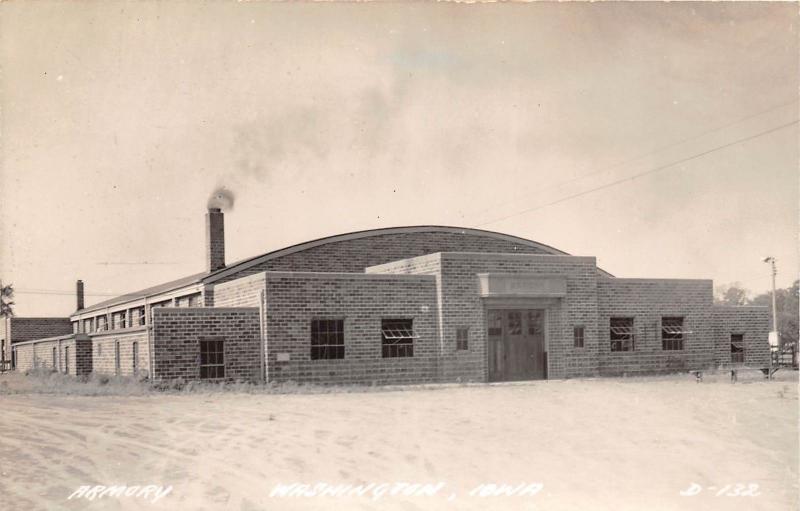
[750,279,799,348]
[714,282,749,306]
[0,281,13,319]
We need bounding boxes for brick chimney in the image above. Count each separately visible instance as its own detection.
[76,280,85,310]
[206,208,225,273]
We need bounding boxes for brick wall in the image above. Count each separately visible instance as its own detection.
[263,271,439,385]
[6,317,72,344]
[150,308,261,381]
[597,278,715,375]
[211,230,563,284]
[213,272,266,308]
[12,334,92,376]
[712,306,770,367]
[91,328,150,377]
[369,252,600,381]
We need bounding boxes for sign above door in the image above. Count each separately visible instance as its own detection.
[477,273,567,298]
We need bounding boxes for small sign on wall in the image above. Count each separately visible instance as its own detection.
[276,353,291,362]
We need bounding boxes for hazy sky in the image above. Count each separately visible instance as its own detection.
[1,2,798,316]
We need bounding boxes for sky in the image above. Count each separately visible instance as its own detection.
[1,1,798,316]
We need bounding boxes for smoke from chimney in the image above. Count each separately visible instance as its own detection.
[207,187,234,210]
[76,280,85,310]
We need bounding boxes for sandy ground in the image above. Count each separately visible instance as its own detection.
[0,372,797,511]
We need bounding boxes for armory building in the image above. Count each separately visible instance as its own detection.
[5,208,770,384]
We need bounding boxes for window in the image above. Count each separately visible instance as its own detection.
[83,318,93,333]
[72,321,79,333]
[187,294,201,307]
[64,346,69,374]
[456,327,469,351]
[52,347,57,369]
[508,312,522,336]
[132,342,139,373]
[199,338,225,379]
[114,341,121,375]
[731,334,745,364]
[574,326,585,348]
[610,317,635,352]
[661,317,686,351]
[381,318,415,358]
[488,310,503,337]
[96,316,108,332]
[97,343,103,357]
[134,307,146,326]
[113,311,127,330]
[310,319,345,360]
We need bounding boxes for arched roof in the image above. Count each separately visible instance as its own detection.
[204,225,612,283]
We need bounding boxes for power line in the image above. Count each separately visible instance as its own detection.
[476,118,798,227]
[15,289,122,297]
[471,97,798,224]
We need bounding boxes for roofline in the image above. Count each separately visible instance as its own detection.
[72,277,205,316]
[204,225,614,283]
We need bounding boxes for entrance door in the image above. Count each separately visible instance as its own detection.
[488,309,546,382]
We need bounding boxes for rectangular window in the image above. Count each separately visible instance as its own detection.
[610,317,635,352]
[199,338,225,379]
[97,343,103,357]
[96,316,108,332]
[310,319,345,360]
[661,317,685,351]
[134,306,146,326]
[731,334,745,364]
[72,321,79,333]
[456,327,469,351]
[83,318,93,333]
[114,341,121,375]
[113,311,127,329]
[381,318,415,358]
[132,342,139,373]
[574,326,585,348]
[64,346,69,374]
[52,347,57,369]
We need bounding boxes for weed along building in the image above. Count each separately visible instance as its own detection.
[9,208,770,383]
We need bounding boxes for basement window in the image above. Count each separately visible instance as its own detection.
[730,334,745,364]
[199,338,225,379]
[661,317,688,351]
[310,319,345,360]
[382,318,415,358]
[574,326,585,348]
[456,327,469,350]
[610,317,635,352]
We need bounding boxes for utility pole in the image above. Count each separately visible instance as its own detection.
[762,256,779,379]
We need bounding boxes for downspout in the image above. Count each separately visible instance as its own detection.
[146,296,155,380]
[259,289,267,383]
